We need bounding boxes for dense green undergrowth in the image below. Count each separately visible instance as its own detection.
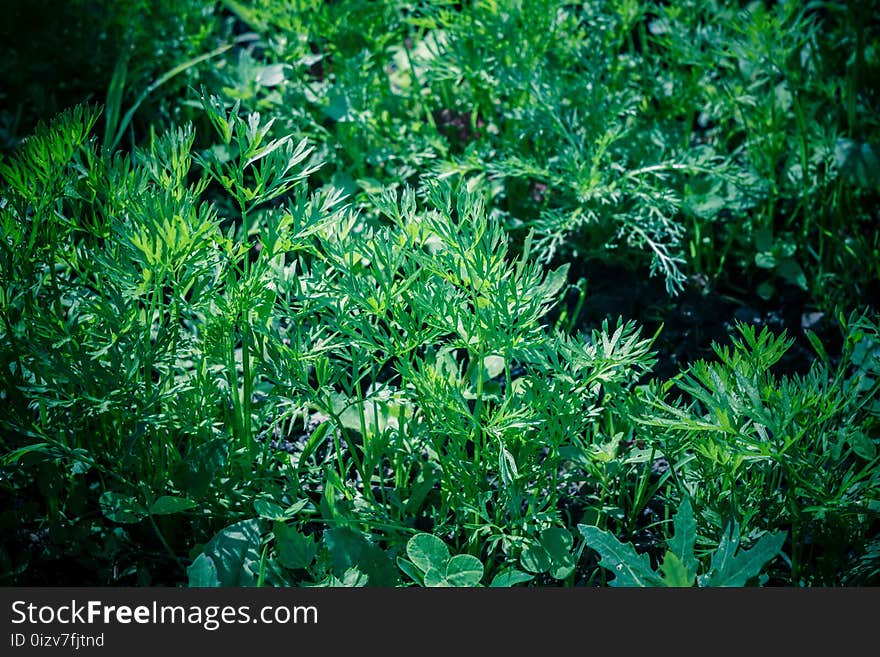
[1,0,878,586]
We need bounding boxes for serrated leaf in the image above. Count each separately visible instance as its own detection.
[445,554,484,587]
[406,533,451,573]
[699,526,786,587]
[149,496,197,516]
[701,521,741,584]
[578,524,663,587]
[187,553,219,587]
[273,521,317,570]
[659,552,694,587]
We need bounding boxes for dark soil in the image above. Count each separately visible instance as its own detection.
[561,258,846,382]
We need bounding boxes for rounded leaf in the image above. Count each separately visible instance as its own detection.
[489,568,534,587]
[445,554,484,587]
[422,567,448,587]
[406,533,450,573]
[520,542,551,574]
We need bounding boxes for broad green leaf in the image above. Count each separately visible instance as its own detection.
[406,533,451,573]
[848,431,877,461]
[99,492,147,524]
[173,438,226,497]
[659,552,694,587]
[187,553,219,587]
[445,554,484,587]
[702,521,740,582]
[756,281,775,300]
[578,524,664,587]
[196,519,263,587]
[254,498,286,520]
[776,258,807,290]
[540,528,576,580]
[699,526,786,587]
[754,228,773,253]
[489,569,534,587]
[273,521,317,570]
[667,499,698,582]
[588,433,622,463]
[326,91,352,122]
[520,541,552,574]
[324,527,399,586]
[149,496,196,516]
[835,138,880,190]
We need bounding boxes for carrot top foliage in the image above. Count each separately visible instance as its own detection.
[1,0,878,587]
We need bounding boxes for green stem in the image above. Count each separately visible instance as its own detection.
[108,34,258,151]
[257,543,270,587]
[402,28,438,134]
[227,327,244,449]
[241,319,253,456]
[147,512,185,575]
[322,402,370,499]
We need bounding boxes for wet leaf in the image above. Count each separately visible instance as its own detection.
[578,524,663,587]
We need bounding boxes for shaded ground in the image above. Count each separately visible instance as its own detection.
[564,259,849,381]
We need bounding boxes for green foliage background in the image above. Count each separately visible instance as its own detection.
[0,0,878,587]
